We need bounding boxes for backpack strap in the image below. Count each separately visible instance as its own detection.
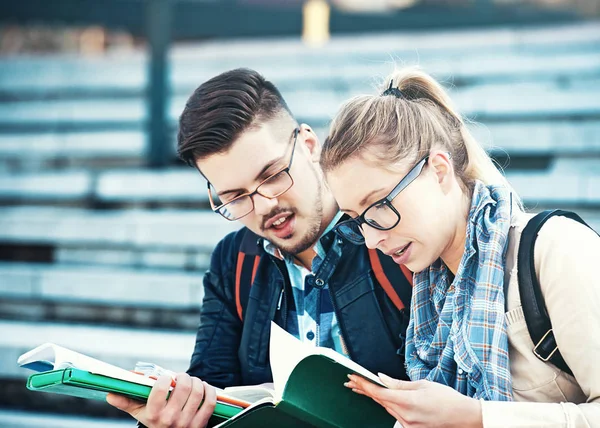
[368,248,413,311]
[235,230,262,321]
[235,233,414,320]
[518,209,595,376]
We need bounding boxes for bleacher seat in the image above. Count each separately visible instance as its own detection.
[0,320,195,379]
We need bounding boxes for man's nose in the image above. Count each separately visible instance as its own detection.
[252,193,278,216]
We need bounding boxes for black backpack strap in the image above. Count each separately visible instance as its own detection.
[518,209,593,376]
[368,248,413,311]
[235,229,263,321]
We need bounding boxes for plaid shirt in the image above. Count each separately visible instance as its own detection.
[264,212,347,355]
[405,182,513,401]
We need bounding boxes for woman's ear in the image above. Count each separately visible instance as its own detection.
[429,150,454,192]
[300,124,321,162]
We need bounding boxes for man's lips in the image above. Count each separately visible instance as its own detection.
[264,212,293,230]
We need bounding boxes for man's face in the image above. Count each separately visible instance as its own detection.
[197,121,327,255]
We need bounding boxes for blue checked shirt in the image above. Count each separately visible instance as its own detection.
[264,212,347,355]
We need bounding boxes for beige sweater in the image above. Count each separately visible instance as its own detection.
[481,212,600,427]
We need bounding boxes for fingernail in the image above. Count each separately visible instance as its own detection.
[378,372,393,381]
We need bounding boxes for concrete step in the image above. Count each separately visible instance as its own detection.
[2,121,599,172]
[1,165,599,207]
[0,320,195,379]
[1,84,599,133]
[0,207,239,249]
[0,22,599,98]
[0,262,204,309]
[0,411,134,428]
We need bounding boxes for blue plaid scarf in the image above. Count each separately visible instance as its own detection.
[405,181,513,401]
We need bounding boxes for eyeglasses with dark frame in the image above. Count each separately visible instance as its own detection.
[208,128,300,221]
[335,155,429,245]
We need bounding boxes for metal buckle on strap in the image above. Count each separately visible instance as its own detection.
[533,329,558,362]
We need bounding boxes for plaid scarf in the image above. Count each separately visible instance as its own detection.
[405,181,513,401]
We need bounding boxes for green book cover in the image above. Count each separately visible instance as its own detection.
[27,368,240,424]
[213,355,396,428]
[21,324,397,428]
[208,323,396,428]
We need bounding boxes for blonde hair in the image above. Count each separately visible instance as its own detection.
[321,67,519,202]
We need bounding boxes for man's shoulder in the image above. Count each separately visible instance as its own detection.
[212,227,264,260]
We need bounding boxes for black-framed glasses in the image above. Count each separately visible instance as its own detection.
[208,128,299,221]
[335,155,429,245]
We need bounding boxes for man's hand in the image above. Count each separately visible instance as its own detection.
[345,373,483,428]
[107,373,217,428]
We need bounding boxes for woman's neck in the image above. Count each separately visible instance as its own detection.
[441,190,472,275]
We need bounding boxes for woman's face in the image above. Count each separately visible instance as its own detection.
[326,151,459,273]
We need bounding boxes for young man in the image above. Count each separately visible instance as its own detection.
[108,68,411,428]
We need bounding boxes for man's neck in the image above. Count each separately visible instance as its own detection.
[294,203,339,270]
[294,248,318,271]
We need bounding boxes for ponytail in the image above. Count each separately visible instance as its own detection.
[322,66,521,207]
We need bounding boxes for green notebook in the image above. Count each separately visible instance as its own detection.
[27,367,240,424]
[21,323,397,427]
[212,354,396,428]
[199,323,396,428]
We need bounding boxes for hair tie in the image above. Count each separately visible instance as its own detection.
[381,80,403,98]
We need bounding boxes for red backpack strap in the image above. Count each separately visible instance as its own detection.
[368,248,413,312]
[235,230,263,321]
[235,251,260,321]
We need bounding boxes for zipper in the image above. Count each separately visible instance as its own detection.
[316,286,321,346]
[312,275,326,347]
[329,238,354,360]
[276,288,284,310]
[330,281,353,359]
[270,256,290,330]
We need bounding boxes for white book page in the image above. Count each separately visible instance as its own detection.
[221,383,275,404]
[269,322,384,400]
[18,343,155,387]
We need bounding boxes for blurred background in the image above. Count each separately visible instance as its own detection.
[0,0,599,426]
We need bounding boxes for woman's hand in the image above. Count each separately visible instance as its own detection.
[345,373,482,428]
[107,373,216,428]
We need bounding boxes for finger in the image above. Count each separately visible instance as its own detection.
[106,393,130,410]
[178,376,206,424]
[346,382,386,407]
[106,393,144,415]
[344,380,357,389]
[190,382,217,428]
[351,389,394,418]
[377,373,416,390]
[349,375,411,405]
[164,372,193,412]
[144,374,174,422]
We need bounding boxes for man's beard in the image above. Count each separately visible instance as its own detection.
[279,198,323,256]
[264,183,324,256]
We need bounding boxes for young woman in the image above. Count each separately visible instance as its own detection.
[319,68,600,427]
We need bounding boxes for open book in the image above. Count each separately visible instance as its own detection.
[208,322,395,428]
[20,323,396,427]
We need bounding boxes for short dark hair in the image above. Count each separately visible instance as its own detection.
[177,68,294,167]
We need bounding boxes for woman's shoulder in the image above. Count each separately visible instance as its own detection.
[536,213,598,248]
[505,210,599,298]
[532,212,599,296]
[507,210,598,253]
